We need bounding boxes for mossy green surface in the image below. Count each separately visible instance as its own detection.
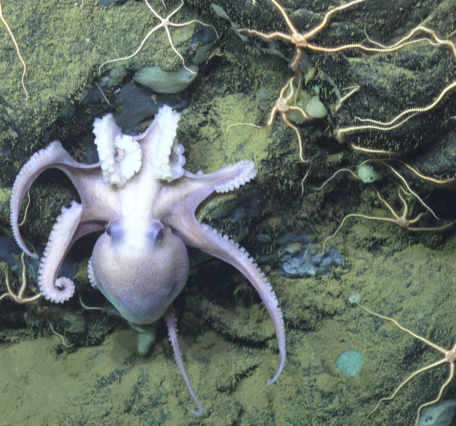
[1,0,456,425]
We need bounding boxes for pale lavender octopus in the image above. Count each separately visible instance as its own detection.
[10,105,285,415]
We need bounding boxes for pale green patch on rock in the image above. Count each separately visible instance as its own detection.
[133,65,199,94]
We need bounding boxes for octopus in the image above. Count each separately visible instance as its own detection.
[10,105,285,415]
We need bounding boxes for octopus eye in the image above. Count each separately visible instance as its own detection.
[156,228,165,243]
[105,221,123,242]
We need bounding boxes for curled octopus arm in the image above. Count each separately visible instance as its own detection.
[10,141,98,258]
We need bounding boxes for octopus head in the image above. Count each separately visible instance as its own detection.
[90,218,189,325]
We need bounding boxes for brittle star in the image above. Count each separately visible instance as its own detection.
[238,0,422,71]
[99,0,217,75]
[358,303,456,426]
[227,75,312,163]
[319,167,454,252]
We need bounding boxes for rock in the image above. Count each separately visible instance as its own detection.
[133,65,199,94]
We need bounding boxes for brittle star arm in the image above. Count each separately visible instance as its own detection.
[365,25,456,58]
[99,16,170,74]
[269,0,300,35]
[358,303,456,426]
[302,0,369,41]
[238,28,293,43]
[337,80,456,137]
[365,160,439,220]
[281,112,308,162]
[387,158,456,187]
[0,252,42,304]
[337,25,456,137]
[0,0,28,99]
[414,363,455,425]
[368,357,447,416]
[306,40,434,54]
[322,212,399,252]
[164,161,286,385]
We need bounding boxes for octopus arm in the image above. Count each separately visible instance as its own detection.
[38,201,83,303]
[165,309,203,415]
[178,221,286,386]
[10,141,99,258]
[178,160,257,213]
[168,159,285,383]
